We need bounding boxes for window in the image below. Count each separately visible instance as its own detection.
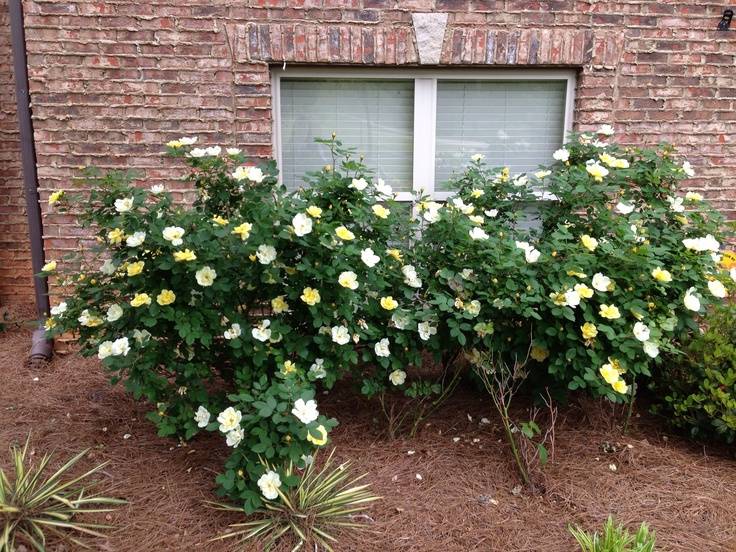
[273,69,575,200]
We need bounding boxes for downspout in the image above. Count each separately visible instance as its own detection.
[9,0,53,361]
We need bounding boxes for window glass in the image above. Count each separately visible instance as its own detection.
[434,80,566,191]
[280,79,414,191]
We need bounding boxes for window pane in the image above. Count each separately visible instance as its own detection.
[434,80,566,191]
[280,79,414,192]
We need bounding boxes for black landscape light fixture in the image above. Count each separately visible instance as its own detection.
[717,9,733,31]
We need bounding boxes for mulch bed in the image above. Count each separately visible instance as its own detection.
[1,325,735,551]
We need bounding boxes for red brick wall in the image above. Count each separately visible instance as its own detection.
[5,0,736,301]
[0,0,34,306]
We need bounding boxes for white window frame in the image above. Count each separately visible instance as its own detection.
[271,68,576,201]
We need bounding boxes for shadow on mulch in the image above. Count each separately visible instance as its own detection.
[1,326,735,552]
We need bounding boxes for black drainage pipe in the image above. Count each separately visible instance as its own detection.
[9,0,53,362]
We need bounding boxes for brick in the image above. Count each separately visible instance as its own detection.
[0,0,733,304]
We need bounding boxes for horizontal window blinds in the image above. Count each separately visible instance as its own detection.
[280,79,414,192]
[434,80,566,191]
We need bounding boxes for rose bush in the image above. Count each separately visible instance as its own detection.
[45,137,447,511]
[44,128,734,510]
[420,131,733,402]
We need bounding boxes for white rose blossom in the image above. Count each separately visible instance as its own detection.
[226,427,244,448]
[615,202,634,215]
[194,406,211,428]
[683,287,701,312]
[97,341,114,360]
[126,231,146,247]
[418,321,437,341]
[252,320,272,342]
[682,161,695,177]
[111,337,130,357]
[349,177,368,191]
[50,302,67,316]
[309,359,327,379]
[338,271,359,290]
[256,244,277,265]
[552,148,570,162]
[162,226,185,246]
[374,338,391,358]
[592,273,612,292]
[469,227,489,241]
[682,235,720,253]
[292,213,313,237]
[195,266,217,287]
[292,398,319,424]
[114,197,134,213]
[361,248,380,267]
[643,341,660,359]
[257,470,281,500]
[707,279,728,298]
[217,406,242,433]
[331,325,350,345]
[389,369,406,386]
[232,165,265,183]
[223,323,242,340]
[633,321,651,342]
[106,304,123,322]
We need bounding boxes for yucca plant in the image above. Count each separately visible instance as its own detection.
[570,516,656,552]
[0,435,125,551]
[211,449,381,551]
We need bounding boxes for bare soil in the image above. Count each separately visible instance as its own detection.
[1,325,735,552]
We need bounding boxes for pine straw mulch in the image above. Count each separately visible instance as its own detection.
[1,325,736,552]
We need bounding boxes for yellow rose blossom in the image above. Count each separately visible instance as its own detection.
[282,360,297,374]
[470,188,484,198]
[166,139,183,148]
[212,215,229,226]
[581,322,598,340]
[651,267,672,283]
[567,270,587,278]
[549,292,567,306]
[156,289,176,306]
[574,283,594,299]
[335,226,355,241]
[499,167,510,182]
[580,234,599,252]
[173,249,197,262]
[612,379,629,394]
[720,250,736,270]
[306,424,328,446]
[599,152,617,167]
[372,204,390,219]
[454,297,464,309]
[300,287,321,306]
[586,162,609,182]
[44,318,57,330]
[599,304,621,319]
[380,296,399,310]
[386,248,402,261]
[530,345,549,362]
[130,293,152,308]
[48,190,65,205]
[41,260,57,272]
[107,228,125,244]
[127,261,145,277]
[271,295,289,313]
[599,363,620,385]
[306,205,322,218]
[249,254,257,262]
[231,222,253,241]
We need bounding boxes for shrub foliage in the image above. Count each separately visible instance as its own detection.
[45,130,733,509]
